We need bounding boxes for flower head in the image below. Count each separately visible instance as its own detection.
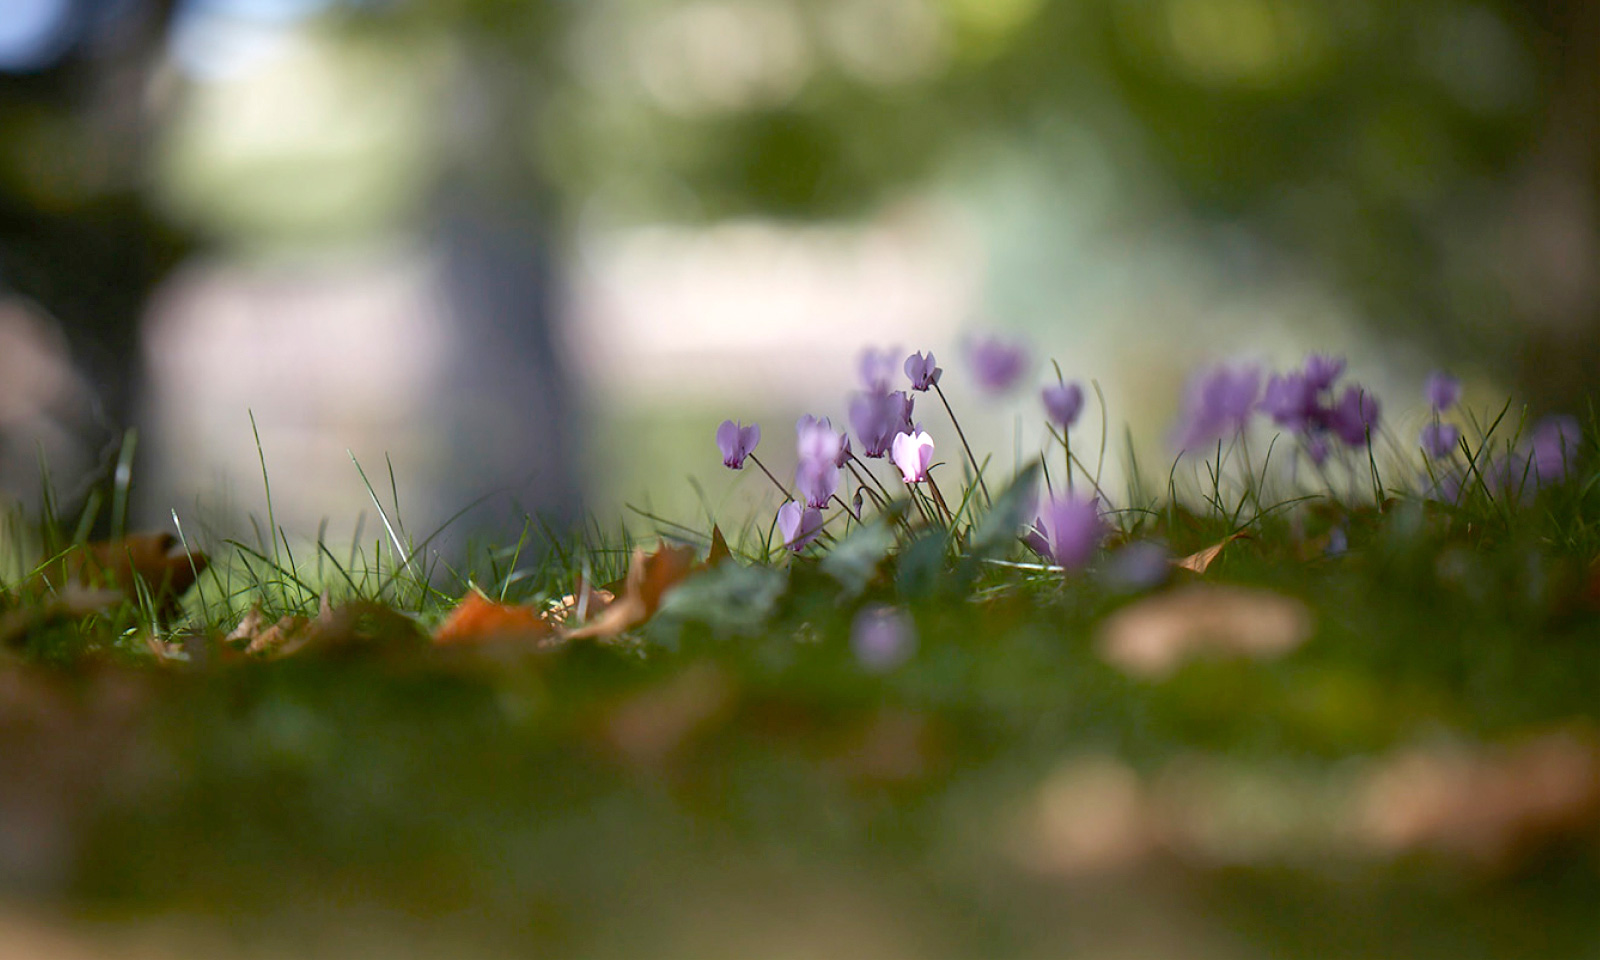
[890,429,935,483]
[858,346,901,393]
[794,458,840,509]
[716,419,760,469]
[904,351,942,391]
[851,605,916,672]
[797,415,849,468]
[1302,354,1346,392]
[1042,381,1085,429]
[849,390,914,458]
[1261,372,1317,431]
[1173,362,1261,451]
[1424,371,1461,412]
[1327,385,1380,446]
[966,334,1030,395]
[1420,422,1460,459]
[1530,414,1581,483]
[776,500,824,552]
[1023,494,1105,570]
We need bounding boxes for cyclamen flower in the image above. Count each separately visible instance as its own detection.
[858,346,901,393]
[851,605,916,673]
[716,419,760,469]
[796,415,849,468]
[904,351,942,391]
[1023,494,1105,570]
[1173,363,1261,451]
[1303,354,1346,392]
[794,458,839,509]
[849,390,914,458]
[776,501,823,552]
[1261,372,1317,431]
[1042,381,1084,429]
[1425,371,1461,411]
[890,429,935,483]
[1530,414,1581,482]
[1420,422,1460,459]
[1328,386,1380,446]
[967,334,1030,394]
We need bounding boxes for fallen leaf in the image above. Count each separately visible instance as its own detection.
[565,540,697,641]
[0,586,124,651]
[1174,531,1251,574]
[1098,584,1311,678]
[1359,729,1600,864]
[706,525,733,567]
[544,581,616,627]
[434,592,555,645]
[1011,754,1159,876]
[237,593,426,659]
[31,533,207,615]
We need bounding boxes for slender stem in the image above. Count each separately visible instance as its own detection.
[932,382,990,507]
[849,452,896,503]
[846,460,888,510]
[747,453,791,500]
[833,493,860,522]
[1065,428,1074,494]
[926,473,954,526]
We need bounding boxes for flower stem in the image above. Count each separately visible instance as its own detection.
[747,453,791,500]
[933,382,990,507]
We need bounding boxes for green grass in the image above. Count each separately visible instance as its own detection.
[3,402,1600,959]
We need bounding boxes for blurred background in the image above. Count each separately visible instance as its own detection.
[0,0,1595,549]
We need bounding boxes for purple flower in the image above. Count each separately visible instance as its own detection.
[1260,372,1318,431]
[966,334,1030,395]
[1327,386,1380,447]
[890,429,935,483]
[1303,354,1346,392]
[849,390,914,458]
[1173,363,1261,451]
[716,419,760,469]
[1042,381,1084,429]
[858,346,900,393]
[1530,414,1581,483]
[776,500,823,551]
[1420,422,1460,459]
[851,605,916,672]
[904,351,942,391]
[1023,494,1105,570]
[1424,372,1461,412]
[797,415,849,468]
[795,458,840,509]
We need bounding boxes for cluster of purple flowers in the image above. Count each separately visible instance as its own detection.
[1171,354,1381,465]
[1419,371,1461,460]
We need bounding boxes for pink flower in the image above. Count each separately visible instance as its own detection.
[904,351,942,391]
[851,605,916,672]
[858,346,901,393]
[1042,381,1084,429]
[716,419,760,469]
[1420,422,1460,459]
[1023,494,1105,569]
[850,390,914,458]
[776,501,823,551]
[966,334,1030,395]
[1424,371,1461,411]
[797,415,849,468]
[794,458,839,509]
[891,430,935,483]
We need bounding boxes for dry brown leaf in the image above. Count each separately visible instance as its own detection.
[1098,584,1312,678]
[543,581,615,627]
[1359,729,1600,864]
[434,592,555,645]
[1010,755,1161,876]
[32,533,207,614]
[707,524,733,567]
[0,585,124,651]
[1174,531,1251,574]
[565,540,697,641]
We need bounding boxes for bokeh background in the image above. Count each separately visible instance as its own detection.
[1,0,1596,549]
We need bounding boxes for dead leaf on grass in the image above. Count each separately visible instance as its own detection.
[433,592,555,645]
[31,533,207,614]
[565,540,697,641]
[1173,531,1251,574]
[1098,584,1311,678]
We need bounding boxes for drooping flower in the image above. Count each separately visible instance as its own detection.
[794,458,840,509]
[776,500,823,551]
[858,346,901,393]
[797,415,849,468]
[849,390,915,458]
[967,334,1030,394]
[904,351,942,391]
[1424,371,1461,412]
[1042,381,1085,429]
[1420,422,1460,459]
[890,429,935,483]
[1173,363,1261,451]
[1302,354,1346,392]
[1261,371,1317,431]
[1023,494,1105,570]
[1327,386,1381,446]
[1529,414,1581,483]
[851,605,916,673]
[716,419,760,469]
